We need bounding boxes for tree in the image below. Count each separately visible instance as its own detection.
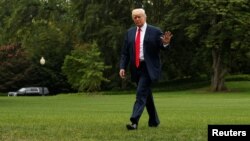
[0,44,30,91]
[164,0,250,91]
[62,42,110,92]
[70,0,135,89]
[0,0,74,93]
[1,0,250,93]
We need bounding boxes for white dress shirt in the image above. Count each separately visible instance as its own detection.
[136,23,147,61]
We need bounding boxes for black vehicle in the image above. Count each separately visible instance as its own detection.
[8,87,49,96]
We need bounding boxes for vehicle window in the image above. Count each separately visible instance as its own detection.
[30,88,39,92]
[18,88,26,92]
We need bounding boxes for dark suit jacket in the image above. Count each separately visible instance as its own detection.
[120,24,168,82]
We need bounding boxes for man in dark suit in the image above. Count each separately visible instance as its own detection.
[119,8,173,130]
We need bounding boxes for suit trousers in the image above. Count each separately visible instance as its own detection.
[130,62,160,126]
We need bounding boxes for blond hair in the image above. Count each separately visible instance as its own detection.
[132,8,147,18]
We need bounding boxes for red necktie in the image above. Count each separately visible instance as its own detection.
[135,27,141,68]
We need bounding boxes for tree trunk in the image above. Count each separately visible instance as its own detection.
[211,48,227,92]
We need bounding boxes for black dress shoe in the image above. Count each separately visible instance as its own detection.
[126,124,137,130]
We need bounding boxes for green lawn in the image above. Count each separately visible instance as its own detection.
[0,81,250,141]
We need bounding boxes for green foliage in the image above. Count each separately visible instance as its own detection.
[62,42,110,92]
[1,0,250,93]
[0,44,30,91]
[226,74,250,81]
[165,0,250,50]
[163,0,250,91]
[70,0,134,90]
[0,0,73,93]
[0,0,40,43]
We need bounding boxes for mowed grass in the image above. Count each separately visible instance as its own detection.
[0,81,250,141]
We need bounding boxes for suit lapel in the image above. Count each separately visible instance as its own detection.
[130,27,137,55]
[131,27,137,43]
[144,25,150,43]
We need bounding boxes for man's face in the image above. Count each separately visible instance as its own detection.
[132,14,146,27]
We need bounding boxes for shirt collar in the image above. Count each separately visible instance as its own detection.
[137,23,147,31]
